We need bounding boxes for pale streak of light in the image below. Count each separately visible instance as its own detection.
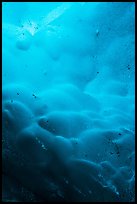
[42,2,73,26]
[20,3,74,36]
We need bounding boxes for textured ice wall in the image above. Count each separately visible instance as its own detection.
[2,2,135,202]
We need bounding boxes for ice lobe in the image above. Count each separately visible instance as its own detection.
[38,111,92,137]
[16,30,32,51]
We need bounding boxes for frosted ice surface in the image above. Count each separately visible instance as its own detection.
[2,2,135,202]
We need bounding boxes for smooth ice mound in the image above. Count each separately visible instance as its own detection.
[2,2,135,202]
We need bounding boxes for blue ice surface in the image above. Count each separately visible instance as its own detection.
[2,2,135,202]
